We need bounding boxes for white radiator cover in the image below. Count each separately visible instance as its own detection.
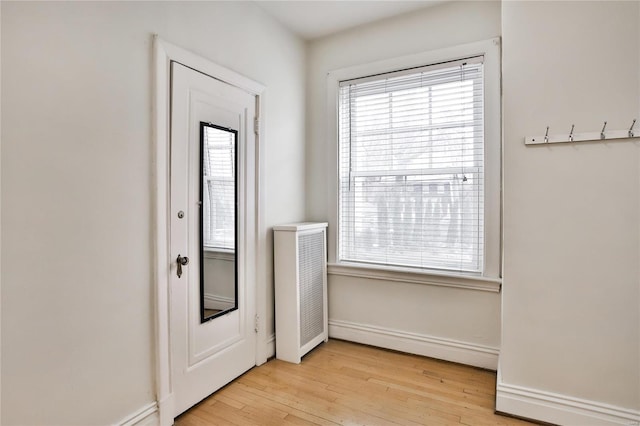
[273,222,328,363]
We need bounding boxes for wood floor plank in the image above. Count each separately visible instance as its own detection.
[317,347,495,395]
[210,393,246,410]
[310,351,497,411]
[326,380,462,425]
[221,384,336,426]
[199,401,259,426]
[176,339,540,425]
[238,376,400,426]
[283,413,324,426]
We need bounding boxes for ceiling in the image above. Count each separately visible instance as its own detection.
[255,1,444,40]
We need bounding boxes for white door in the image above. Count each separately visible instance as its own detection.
[170,61,257,417]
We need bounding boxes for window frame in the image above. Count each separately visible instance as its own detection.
[326,38,502,291]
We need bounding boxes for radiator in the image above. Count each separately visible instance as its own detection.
[273,222,328,363]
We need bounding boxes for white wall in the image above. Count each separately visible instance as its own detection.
[1,2,305,425]
[499,1,640,423]
[306,1,503,367]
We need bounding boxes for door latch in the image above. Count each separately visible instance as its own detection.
[176,254,189,278]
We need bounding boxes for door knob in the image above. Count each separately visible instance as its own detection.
[177,254,189,278]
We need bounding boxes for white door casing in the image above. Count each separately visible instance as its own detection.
[170,62,256,417]
[153,37,267,426]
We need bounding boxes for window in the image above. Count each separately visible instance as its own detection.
[331,39,500,280]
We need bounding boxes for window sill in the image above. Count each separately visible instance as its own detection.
[327,262,501,293]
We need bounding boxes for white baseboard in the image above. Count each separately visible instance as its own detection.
[203,294,234,311]
[157,394,175,426]
[266,333,276,359]
[496,379,640,426]
[328,319,499,370]
[115,402,158,426]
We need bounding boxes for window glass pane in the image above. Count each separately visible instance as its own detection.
[338,60,484,273]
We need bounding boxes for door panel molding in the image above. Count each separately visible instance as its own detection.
[153,36,266,426]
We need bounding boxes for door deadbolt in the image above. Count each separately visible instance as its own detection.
[176,254,189,278]
[177,211,184,219]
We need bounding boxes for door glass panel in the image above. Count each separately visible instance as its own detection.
[200,122,238,322]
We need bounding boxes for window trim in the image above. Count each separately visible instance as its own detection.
[326,38,502,286]
[328,262,501,293]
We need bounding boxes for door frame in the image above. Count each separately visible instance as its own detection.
[153,36,268,426]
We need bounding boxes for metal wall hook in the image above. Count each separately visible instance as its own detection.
[569,124,575,142]
[600,121,607,140]
[525,120,639,145]
[544,126,549,143]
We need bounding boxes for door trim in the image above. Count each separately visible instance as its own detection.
[153,36,267,426]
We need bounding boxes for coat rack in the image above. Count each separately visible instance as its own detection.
[525,119,637,145]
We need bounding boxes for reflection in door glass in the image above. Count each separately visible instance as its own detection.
[203,127,235,250]
[200,123,238,323]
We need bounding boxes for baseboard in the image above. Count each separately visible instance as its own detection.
[203,294,234,310]
[266,333,276,359]
[157,394,175,426]
[496,380,640,426]
[328,319,499,370]
[115,402,158,426]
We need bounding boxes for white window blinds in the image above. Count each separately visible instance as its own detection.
[338,57,485,273]
[202,125,236,251]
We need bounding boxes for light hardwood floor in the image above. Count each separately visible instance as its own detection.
[175,339,537,425]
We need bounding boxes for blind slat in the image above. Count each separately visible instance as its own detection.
[338,59,484,273]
